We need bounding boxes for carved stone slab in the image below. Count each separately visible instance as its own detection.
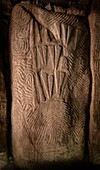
[88,0,100,164]
[10,1,90,168]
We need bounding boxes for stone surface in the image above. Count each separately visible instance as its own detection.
[10,1,90,168]
[0,0,12,157]
[88,0,100,164]
[1,0,100,168]
[0,152,8,170]
[0,71,7,152]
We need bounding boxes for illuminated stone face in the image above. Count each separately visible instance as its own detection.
[10,0,90,168]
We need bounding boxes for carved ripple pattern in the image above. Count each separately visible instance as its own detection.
[10,4,90,162]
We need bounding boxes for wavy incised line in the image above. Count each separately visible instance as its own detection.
[10,2,90,163]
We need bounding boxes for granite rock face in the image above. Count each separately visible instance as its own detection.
[10,1,90,168]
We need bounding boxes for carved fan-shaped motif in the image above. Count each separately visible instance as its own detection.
[10,2,90,166]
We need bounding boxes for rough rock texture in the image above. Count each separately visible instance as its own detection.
[10,1,90,168]
[0,12,7,153]
[0,0,13,158]
[88,0,100,164]
[0,70,7,152]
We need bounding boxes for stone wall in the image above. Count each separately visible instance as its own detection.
[0,0,100,168]
[0,0,12,156]
[0,71,7,152]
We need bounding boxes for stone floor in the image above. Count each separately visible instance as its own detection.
[0,152,100,170]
